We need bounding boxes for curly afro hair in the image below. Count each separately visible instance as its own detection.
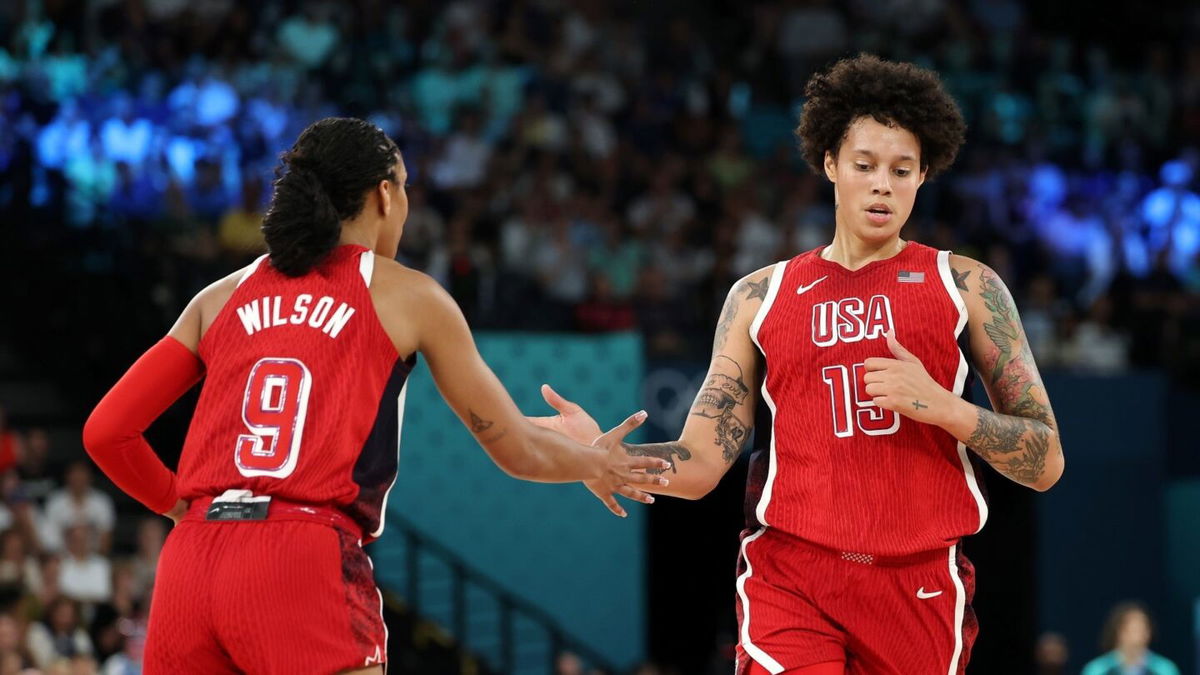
[796,54,966,180]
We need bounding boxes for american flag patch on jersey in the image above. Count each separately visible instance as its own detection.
[897,270,925,283]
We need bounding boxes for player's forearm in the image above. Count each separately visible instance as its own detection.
[939,397,1063,491]
[485,422,606,483]
[619,441,720,499]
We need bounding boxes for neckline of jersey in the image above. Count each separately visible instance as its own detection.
[806,240,918,276]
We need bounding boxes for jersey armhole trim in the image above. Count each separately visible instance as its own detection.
[236,255,267,288]
[749,260,789,348]
[359,251,375,288]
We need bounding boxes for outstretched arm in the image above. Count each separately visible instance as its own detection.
[413,275,668,515]
[860,256,1063,491]
[533,266,775,500]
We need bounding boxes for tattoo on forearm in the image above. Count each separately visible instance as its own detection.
[912,400,927,410]
[966,408,1051,485]
[952,267,971,291]
[690,356,751,463]
[623,442,693,475]
[468,410,493,434]
[745,277,769,301]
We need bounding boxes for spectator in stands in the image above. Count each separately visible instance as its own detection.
[216,174,266,260]
[1034,631,1069,674]
[1060,295,1130,374]
[17,428,58,506]
[0,529,36,593]
[1081,602,1179,675]
[58,525,110,605]
[26,596,93,670]
[0,613,30,673]
[41,462,115,555]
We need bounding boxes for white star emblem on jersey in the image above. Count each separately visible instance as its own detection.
[796,276,828,295]
[916,587,943,599]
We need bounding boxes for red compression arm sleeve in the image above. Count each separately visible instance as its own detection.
[83,336,204,514]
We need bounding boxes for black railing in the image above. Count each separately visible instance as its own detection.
[373,512,619,675]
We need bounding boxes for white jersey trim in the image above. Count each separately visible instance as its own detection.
[370,378,409,538]
[736,527,785,674]
[359,250,375,287]
[236,255,267,287]
[748,261,788,528]
[946,543,966,675]
[936,250,988,532]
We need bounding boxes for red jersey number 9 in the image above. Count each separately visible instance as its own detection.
[821,363,900,438]
[234,358,312,478]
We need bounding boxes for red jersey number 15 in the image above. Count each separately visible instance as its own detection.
[820,363,900,438]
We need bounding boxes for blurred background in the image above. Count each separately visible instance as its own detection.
[0,0,1198,673]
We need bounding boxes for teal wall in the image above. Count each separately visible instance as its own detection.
[378,333,646,668]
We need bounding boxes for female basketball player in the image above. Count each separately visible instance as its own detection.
[82,117,669,675]
[533,55,1064,674]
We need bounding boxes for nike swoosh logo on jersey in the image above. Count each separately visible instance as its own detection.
[916,587,943,599]
[796,276,828,295]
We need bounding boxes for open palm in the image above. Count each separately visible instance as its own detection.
[526,384,603,445]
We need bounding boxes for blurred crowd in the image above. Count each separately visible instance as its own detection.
[0,405,159,675]
[2,0,1200,378]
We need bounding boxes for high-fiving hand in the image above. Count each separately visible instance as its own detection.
[528,384,667,518]
[862,332,953,427]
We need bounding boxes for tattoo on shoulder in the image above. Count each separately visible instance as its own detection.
[744,276,769,301]
[952,266,971,292]
[690,356,751,463]
[624,442,692,475]
[468,409,494,434]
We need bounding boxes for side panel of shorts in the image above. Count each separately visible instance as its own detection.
[734,528,847,674]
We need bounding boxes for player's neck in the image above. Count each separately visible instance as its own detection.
[338,221,379,253]
[821,232,907,271]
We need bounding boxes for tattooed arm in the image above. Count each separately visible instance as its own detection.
[948,255,1063,491]
[622,266,774,499]
[861,256,1062,491]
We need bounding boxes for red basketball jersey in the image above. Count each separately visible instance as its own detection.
[746,242,987,556]
[178,245,413,540]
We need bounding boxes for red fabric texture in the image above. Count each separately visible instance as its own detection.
[83,336,204,514]
[734,527,977,675]
[144,518,386,674]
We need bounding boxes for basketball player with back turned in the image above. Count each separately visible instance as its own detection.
[534,55,1064,674]
[82,118,669,675]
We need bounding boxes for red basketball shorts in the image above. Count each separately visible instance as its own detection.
[734,527,977,675]
[143,498,387,674]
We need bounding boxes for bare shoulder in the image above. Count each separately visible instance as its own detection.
[368,255,460,356]
[369,255,448,307]
[168,259,262,351]
[713,263,778,354]
[732,263,777,302]
[947,254,1018,314]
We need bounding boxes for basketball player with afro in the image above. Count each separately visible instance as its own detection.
[534,54,1064,674]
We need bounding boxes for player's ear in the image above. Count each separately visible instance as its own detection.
[918,165,928,188]
[824,151,837,183]
[377,179,392,216]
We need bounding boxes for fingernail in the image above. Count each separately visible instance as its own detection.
[646,496,655,503]
[635,410,647,421]
[659,478,670,486]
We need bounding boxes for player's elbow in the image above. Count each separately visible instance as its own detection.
[81,409,120,459]
[1030,442,1064,492]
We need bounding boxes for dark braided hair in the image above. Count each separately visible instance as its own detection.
[262,117,399,276]
[796,54,966,180]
